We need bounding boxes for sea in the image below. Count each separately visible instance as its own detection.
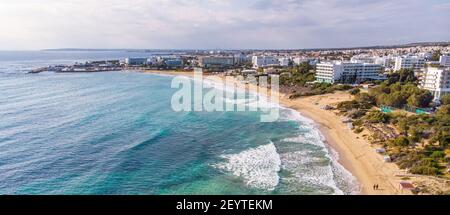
[0,50,359,195]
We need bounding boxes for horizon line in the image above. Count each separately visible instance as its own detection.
[1,40,449,52]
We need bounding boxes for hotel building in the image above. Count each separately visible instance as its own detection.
[252,56,279,68]
[394,55,425,71]
[440,55,450,67]
[420,67,450,102]
[199,56,235,68]
[125,57,148,66]
[278,57,290,67]
[293,57,308,65]
[315,61,384,84]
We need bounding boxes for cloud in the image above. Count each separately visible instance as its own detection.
[0,0,449,49]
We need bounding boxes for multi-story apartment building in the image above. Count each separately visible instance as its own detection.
[418,52,433,60]
[164,59,183,68]
[440,55,450,67]
[199,56,235,68]
[374,56,393,68]
[233,54,251,65]
[420,67,450,102]
[315,61,384,84]
[125,57,148,66]
[278,57,290,67]
[394,55,425,71]
[293,57,308,65]
[252,56,279,68]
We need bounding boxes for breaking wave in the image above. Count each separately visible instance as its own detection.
[279,108,360,194]
[168,73,360,194]
[213,143,281,191]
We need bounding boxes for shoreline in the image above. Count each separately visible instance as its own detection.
[281,95,406,195]
[140,70,407,195]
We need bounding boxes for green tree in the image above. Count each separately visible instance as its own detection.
[391,136,410,147]
[355,93,376,108]
[385,69,417,85]
[430,50,441,61]
[441,94,450,105]
[407,91,433,108]
[296,62,313,74]
[397,119,410,135]
[365,111,390,123]
[350,88,360,95]
[384,91,408,108]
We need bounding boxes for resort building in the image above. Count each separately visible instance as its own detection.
[233,54,251,65]
[293,57,308,65]
[394,55,425,71]
[418,52,433,60]
[278,57,290,67]
[147,57,158,65]
[252,56,278,68]
[440,55,450,67]
[199,56,235,68]
[315,61,384,84]
[374,56,393,68]
[420,67,450,102]
[164,59,183,68]
[125,57,148,66]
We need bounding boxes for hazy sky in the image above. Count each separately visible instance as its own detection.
[1,0,450,50]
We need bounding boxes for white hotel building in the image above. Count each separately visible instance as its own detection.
[394,55,425,71]
[440,55,450,67]
[278,57,290,67]
[199,56,235,68]
[420,67,450,102]
[293,57,308,65]
[252,56,279,68]
[315,61,384,84]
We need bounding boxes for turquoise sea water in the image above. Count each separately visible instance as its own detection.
[0,51,359,195]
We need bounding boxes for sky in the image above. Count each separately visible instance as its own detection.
[0,0,450,50]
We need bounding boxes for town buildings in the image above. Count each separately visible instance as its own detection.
[350,55,375,64]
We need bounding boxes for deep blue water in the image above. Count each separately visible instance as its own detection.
[0,51,358,194]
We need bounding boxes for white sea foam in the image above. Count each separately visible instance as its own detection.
[214,143,281,191]
[280,150,344,195]
[170,73,360,194]
[212,84,360,194]
[328,146,361,194]
[223,98,252,105]
[278,107,360,195]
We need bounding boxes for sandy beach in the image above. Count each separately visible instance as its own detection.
[141,70,410,195]
[220,76,407,195]
[282,93,407,195]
